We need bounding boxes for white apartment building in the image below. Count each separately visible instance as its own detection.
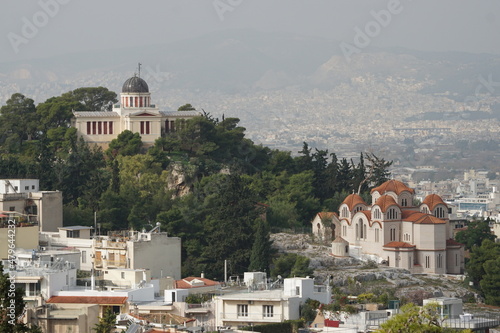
[214,277,330,329]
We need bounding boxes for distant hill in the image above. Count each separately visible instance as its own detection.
[1,29,500,101]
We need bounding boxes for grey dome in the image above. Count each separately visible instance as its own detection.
[122,76,149,93]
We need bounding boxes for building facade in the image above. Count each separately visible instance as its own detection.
[72,75,200,147]
[326,180,464,274]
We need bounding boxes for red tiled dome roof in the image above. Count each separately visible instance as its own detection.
[422,194,447,211]
[403,212,446,224]
[371,180,415,195]
[341,193,367,210]
[374,195,399,212]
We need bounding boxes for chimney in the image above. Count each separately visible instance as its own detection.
[201,272,205,279]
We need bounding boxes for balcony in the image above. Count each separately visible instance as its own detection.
[185,303,211,314]
[220,312,283,323]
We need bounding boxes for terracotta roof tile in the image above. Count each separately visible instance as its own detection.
[341,194,367,210]
[175,277,221,289]
[446,239,464,247]
[401,210,421,219]
[374,195,399,212]
[356,210,371,220]
[422,194,447,211]
[317,212,338,220]
[371,180,415,195]
[46,296,127,305]
[383,241,415,248]
[404,212,446,224]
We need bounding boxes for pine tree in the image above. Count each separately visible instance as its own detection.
[93,307,116,333]
[249,219,273,272]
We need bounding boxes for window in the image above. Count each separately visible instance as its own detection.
[25,186,29,190]
[435,207,445,219]
[341,206,348,218]
[82,251,87,264]
[359,219,363,239]
[375,228,379,243]
[343,225,347,237]
[98,121,102,134]
[237,304,248,317]
[121,272,125,279]
[32,185,35,190]
[401,198,408,207]
[455,254,458,266]
[14,186,18,191]
[437,254,443,268]
[109,122,113,134]
[263,305,274,318]
[87,122,91,134]
[387,208,398,220]
[390,227,396,241]
[104,122,108,134]
[425,256,430,268]
[296,286,300,296]
[67,230,80,238]
[9,206,15,211]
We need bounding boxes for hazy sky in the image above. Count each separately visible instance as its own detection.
[1,0,499,63]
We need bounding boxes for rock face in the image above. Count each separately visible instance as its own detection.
[270,232,478,303]
[166,162,193,198]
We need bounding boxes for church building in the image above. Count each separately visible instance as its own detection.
[72,75,200,147]
[312,180,464,274]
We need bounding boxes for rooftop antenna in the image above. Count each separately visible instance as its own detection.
[138,62,142,78]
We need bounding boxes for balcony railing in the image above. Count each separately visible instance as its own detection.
[220,312,282,323]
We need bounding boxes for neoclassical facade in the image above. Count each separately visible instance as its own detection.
[72,75,200,147]
[314,180,464,274]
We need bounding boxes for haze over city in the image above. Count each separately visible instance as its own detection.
[1,0,500,175]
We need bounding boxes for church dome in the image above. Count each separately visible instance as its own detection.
[122,76,149,93]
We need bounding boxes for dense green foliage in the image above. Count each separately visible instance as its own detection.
[0,89,393,280]
[467,239,500,305]
[270,253,314,278]
[92,307,116,333]
[455,218,496,251]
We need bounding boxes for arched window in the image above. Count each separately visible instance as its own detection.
[387,208,398,220]
[341,206,348,218]
[359,219,363,239]
[435,207,445,218]
[390,227,396,241]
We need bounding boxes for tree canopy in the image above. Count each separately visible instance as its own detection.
[455,218,496,251]
[0,90,395,279]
